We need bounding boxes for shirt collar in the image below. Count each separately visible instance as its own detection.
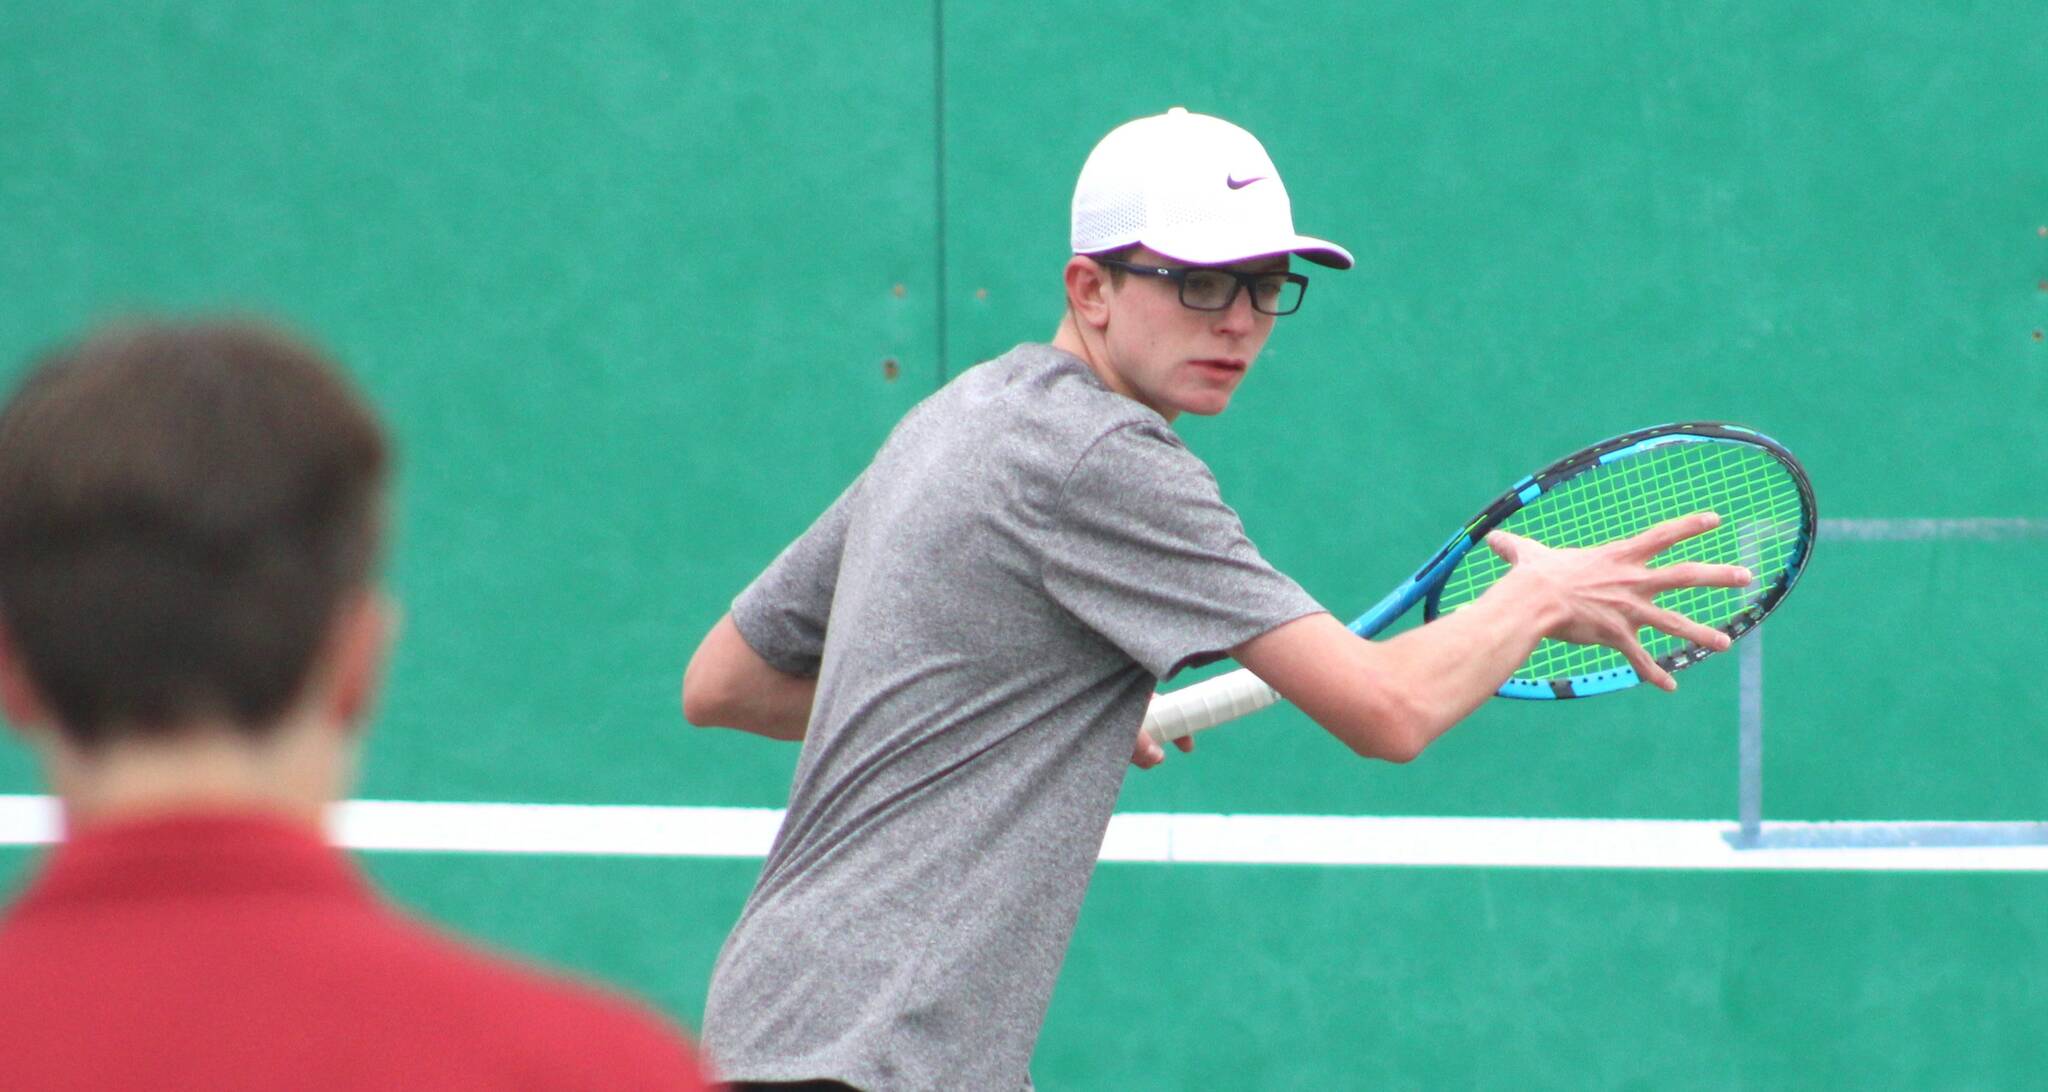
[9,809,374,916]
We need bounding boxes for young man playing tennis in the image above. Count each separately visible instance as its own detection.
[684,107,1749,1091]
[0,320,715,1091]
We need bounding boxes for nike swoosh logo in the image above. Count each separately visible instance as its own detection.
[1226,175,1266,190]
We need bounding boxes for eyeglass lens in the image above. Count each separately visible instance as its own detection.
[1181,270,1303,315]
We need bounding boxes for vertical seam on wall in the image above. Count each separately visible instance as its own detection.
[931,0,950,385]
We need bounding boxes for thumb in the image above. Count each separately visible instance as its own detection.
[1485,530,1526,564]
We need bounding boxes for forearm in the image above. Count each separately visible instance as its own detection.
[681,615,818,741]
[1235,570,1563,762]
[685,669,816,740]
[1238,515,1745,763]
[1359,570,1564,752]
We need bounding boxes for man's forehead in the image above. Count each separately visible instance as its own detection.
[1130,246,1291,272]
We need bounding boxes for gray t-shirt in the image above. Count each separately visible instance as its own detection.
[702,343,1322,1091]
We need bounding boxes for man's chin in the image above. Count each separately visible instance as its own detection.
[1177,390,1238,417]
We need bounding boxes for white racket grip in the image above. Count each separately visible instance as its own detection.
[1141,668,1283,746]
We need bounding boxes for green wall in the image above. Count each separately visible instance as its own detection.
[3,3,2045,1087]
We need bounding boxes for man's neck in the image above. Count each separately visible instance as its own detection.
[1049,311,1095,368]
[1051,313,1154,412]
[43,717,348,832]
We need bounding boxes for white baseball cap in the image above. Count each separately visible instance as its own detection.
[1070,107,1354,270]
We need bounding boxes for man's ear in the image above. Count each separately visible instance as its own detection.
[326,591,396,737]
[1064,255,1115,330]
[0,624,54,737]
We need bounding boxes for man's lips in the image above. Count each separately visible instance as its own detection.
[1189,358,1248,376]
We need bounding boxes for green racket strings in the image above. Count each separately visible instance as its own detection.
[1435,439,1807,682]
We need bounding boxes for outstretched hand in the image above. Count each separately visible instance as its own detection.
[1485,511,1754,692]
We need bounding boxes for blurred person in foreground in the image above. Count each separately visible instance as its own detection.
[0,319,717,1091]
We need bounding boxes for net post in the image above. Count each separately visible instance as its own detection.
[1737,623,1764,846]
[1735,525,1766,847]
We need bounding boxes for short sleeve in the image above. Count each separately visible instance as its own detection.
[730,473,864,677]
[1040,422,1324,679]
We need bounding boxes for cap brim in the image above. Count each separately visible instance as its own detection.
[1143,230,1354,270]
[1287,237,1354,269]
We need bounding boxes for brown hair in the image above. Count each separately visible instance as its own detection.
[1083,243,1142,284]
[0,319,389,747]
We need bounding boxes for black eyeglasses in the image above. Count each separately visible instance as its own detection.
[1094,258,1310,316]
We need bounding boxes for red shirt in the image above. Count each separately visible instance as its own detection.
[0,812,718,1092]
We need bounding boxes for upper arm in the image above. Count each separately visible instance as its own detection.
[1040,421,1323,680]
[681,614,762,722]
[727,472,866,679]
[1228,614,1424,761]
[685,474,865,738]
[681,613,815,739]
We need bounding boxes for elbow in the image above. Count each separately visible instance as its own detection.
[680,663,729,728]
[1357,730,1425,765]
[1336,690,1436,764]
[680,678,710,727]
[680,687,710,728]
[1346,725,1425,764]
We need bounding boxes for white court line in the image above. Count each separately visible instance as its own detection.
[1819,518,2048,540]
[2,796,2044,872]
[0,519,2035,873]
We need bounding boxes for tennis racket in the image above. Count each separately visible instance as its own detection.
[1142,421,1816,745]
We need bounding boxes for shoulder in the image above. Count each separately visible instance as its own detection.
[0,890,715,1090]
[1015,343,1162,427]
[867,344,1185,521]
[1060,414,1212,506]
[937,344,1154,433]
[984,344,1197,475]
[369,913,715,1087]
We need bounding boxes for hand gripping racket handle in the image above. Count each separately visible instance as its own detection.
[1141,668,1281,746]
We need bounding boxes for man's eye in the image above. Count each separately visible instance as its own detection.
[1183,271,1233,302]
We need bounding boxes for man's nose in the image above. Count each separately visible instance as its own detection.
[1212,288,1258,334]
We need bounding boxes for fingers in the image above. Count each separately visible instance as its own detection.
[1132,724,1193,768]
[1613,603,1737,690]
[1617,635,1678,692]
[1642,607,1733,653]
[1650,561,1755,592]
[1619,511,1721,560]
[1487,529,1546,565]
